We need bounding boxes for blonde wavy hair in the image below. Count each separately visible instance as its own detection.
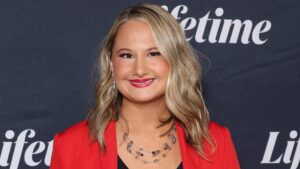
[87,3,215,158]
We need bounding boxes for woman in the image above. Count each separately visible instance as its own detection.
[50,3,240,169]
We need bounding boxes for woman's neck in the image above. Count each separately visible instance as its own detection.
[119,98,172,137]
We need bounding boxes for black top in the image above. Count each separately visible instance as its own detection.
[118,156,183,169]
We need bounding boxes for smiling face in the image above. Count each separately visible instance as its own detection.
[111,20,170,104]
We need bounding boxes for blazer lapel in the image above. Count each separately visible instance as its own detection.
[176,122,202,168]
[99,121,118,169]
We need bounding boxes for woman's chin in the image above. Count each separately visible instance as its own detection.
[124,95,165,104]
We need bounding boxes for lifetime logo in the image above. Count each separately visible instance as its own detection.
[162,5,272,45]
[261,130,300,169]
[0,129,52,169]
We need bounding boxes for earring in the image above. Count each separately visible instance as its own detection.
[112,81,116,90]
[111,72,116,90]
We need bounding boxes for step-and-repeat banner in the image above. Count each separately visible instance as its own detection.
[0,0,299,169]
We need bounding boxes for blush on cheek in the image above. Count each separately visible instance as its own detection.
[112,59,131,80]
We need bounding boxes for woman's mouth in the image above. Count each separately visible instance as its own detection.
[129,78,155,88]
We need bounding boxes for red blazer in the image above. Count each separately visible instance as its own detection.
[50,121,240,169]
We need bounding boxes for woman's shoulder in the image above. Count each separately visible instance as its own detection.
[207,121,241,168]
[56,121,89,137]
[209,121,228,132]
[207,121,238,159]
[53,120,93,147]
[50,121,105,168]
[208,121,233,143]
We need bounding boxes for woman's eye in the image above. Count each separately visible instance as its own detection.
[149,51,161,57]
[119,53,132,58]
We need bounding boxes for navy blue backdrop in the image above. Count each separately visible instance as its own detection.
[0,0,299,169]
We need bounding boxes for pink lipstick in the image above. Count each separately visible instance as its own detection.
[129,78,155,88]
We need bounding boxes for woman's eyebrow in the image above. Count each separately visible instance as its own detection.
[115,48,131,53]
[147,47,158,51]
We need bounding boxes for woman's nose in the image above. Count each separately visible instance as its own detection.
[133,55,148,77]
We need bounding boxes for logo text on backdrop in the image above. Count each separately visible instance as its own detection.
[162,5,272,45]
[261,130,300,169]
[0,129,52,169]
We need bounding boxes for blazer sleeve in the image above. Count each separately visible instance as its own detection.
[50,134,63,169]
[222,127,241,169]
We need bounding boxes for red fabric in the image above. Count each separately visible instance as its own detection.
[50,120,240,169]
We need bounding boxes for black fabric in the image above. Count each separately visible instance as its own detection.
[118,156,128,169]
[118,156,183,169]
